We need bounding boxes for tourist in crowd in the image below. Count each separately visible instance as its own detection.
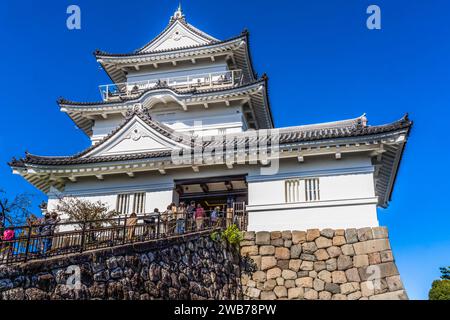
[126,212,138,241]
[0,227,14,262]
[211,206,220,227]
[161,205,173,235]
[186,201,196,231]
[40,213,57,255]
[194,203,205,231]
[176,202,186,234]
[144,208,159,238]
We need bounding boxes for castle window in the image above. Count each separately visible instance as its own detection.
[285,178,320,203]
[305,178,320,202]
[116,192,146,214]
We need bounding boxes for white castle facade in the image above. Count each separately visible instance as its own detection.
[9,6,412,231]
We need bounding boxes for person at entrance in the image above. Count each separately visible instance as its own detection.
[126,213,138,241]
[194,203,205,231]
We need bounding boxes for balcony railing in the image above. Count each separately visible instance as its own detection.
[99,69,243,102]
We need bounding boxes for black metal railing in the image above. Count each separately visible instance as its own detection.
[0,210,246,266]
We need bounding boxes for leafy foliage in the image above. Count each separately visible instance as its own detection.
[210,224,243,248]
[55,197,119,229]
[429,280,450,300]
[429,266,450,300]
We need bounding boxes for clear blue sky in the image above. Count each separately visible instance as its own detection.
[1,0,449,300]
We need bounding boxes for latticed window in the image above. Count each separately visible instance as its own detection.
[285,178,320,203]
[285,179,301,203]
[116,192,146,214]
[305,178,320,202]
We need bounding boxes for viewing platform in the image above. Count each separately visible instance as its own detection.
[99,69,243,102]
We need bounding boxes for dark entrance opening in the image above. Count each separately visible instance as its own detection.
[174,174,248,229]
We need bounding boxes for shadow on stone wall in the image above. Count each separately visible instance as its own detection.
[0,230,242,300]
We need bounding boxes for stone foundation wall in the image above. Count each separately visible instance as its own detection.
[240,227,408,300]
[0,231,242,300]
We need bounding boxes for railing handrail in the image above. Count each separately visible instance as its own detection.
[98,69,243,101]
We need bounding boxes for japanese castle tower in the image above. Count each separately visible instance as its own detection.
[9,6,412,231]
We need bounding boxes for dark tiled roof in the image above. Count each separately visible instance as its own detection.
[9,114,412,168]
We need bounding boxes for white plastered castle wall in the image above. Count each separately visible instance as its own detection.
[47,154,379,232]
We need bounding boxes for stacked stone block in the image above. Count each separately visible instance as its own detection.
[240,227,408,300]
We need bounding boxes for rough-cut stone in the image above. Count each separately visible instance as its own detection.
[381,250,394,262]
[277,259,289,270]
[325,282,341,294]
[386,275,404,292]
[309,270,317,278]
[326,246,342,258]
[281,231,292,240]
[340,282,359,295]
[261,256,277,271]
[332,236,346,246]
[252,271,266,282]
[361,281,375,297]
[260,291,276,300]
[331,271,347,284]
[358,262,399,281]
[314,249,330,261]
[288,287,303,299]
[240,240,255,246]
[300,253,316,262]
[290,244,302,259]
[263,279,277,291]
[369,290,408,300]
[368,252,381,265]
[256,232,271,245]
[301,242,317,254]
[241,246,259,256]
[285,279,295,288]
[341,244,355,256]
[347,291,362,300]
[357,227,374,242]
[304,289,318,300]
[337,255,353,270]
[270,231,282,240]
[271,238,284,247]
[372,227,388,239]
[266,267,282,280]
[326,258,337,271]
[320,229,335,239]
[353,239,390,255]
[250,255,261,270]
[289,259,302,272]
[353,255,369,268]
[319,291,332,300]
[345,268,361,282]
[314,261,326,272]
[292,231,306,244]
[300,261,314,271]
[282,269,297,280]
[295,277,313,288]
[313,278,325,291]
[284,240,292,248]
[276,277,284,286]
[318,270,332,283]
[244,231,256,241]
[275,247,290,260]
[273,286,287,298]
[246,287,261,298]
[345,229,358,244]
[259,245,275,256]
[306,229,321,242]
[315,237,332,249]
[332,294,347,300]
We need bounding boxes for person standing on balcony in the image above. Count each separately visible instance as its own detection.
[194,203,205,231]
[126,213,138,241]
[186,201,196,231]
[40,213,56,256]
[176,202,186,234]
[0,227,14,263]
